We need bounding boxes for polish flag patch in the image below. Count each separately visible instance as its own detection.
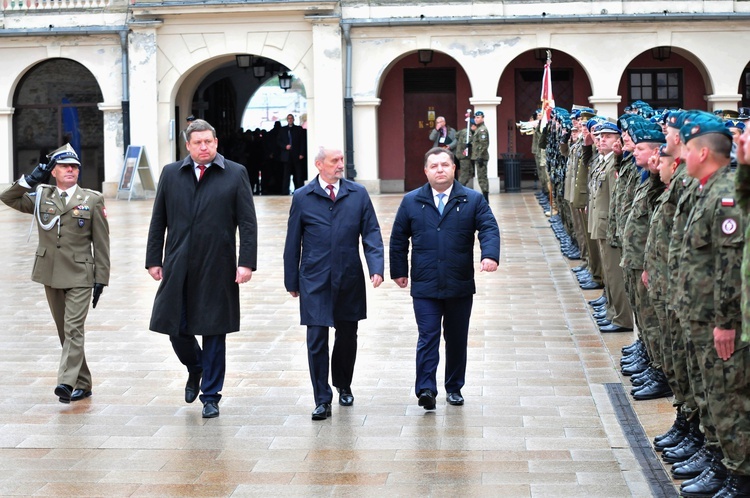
[721,198,735,207]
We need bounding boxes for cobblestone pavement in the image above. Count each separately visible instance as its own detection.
[0,192,678,497]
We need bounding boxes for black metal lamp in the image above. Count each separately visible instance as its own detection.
[651,46,671,61]
[235,54,251,69]
[278,71,292,91]
[418,49,433,66]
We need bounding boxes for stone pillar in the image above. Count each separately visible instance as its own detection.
[588,96,621,121]
[309,20,344,181]
[98,103,124,197]
[469,97,502,193]
[128,27,161,184]
[352,97,382,193]
[0,107,14,185]
[706,94,743,112]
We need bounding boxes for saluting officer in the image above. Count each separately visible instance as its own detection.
[0,144,110,403]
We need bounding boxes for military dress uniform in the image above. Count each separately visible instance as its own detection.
[0,182,110,395]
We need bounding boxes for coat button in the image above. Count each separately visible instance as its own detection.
[437,227,441,231]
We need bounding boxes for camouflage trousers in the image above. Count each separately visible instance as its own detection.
[536,154,549,193]
[629,268,662,367]
[661,305,695,413]
[685,320,750,473]
[681,317,720,451]
[458,159,489,194]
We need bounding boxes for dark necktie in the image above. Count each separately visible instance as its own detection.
[197,164,206,181]
[326,184,336,200]
[60,191,68,205]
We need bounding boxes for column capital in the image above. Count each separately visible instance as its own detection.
[588,96,622,105]
[98,103,123,113]
[469,97,503,107]
[705,94,742,103]
[0,107,14,116]
[353,97,381,107]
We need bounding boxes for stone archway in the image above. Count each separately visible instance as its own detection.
[13,58,104,190]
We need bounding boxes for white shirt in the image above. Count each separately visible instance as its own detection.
[57,185,77,204]
[194,162,211,180]
[432,185,453,209]
[318,177,340,198]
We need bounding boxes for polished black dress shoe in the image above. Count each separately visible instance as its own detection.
[202,401,220,418]
[55,384,73,404]
[589,295,607,306]
[71,389,93,402]
[446,392,464,406]
[672,446,713,479]
[592,311,608,320]
[592,304,607,313]
[312,403,332,420]
[185,370,203,404]
[418,389,436,410]
[338,387,354,406]
[600,324,634,333]
[571,265,587,273]
[621,339,643,354]
[580,280,604,290]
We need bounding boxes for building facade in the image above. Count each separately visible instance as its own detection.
[1,0,749,194]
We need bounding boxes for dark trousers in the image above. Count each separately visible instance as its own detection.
[413,296,473,397]
[307,321,358,405]
[282,159,305,195]
[170,300,226,403]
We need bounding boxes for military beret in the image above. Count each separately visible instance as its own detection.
[474,111,484,117]
[628,123,666,144]
[680,115,733,144]
[619,113,646,132]
[658,144,672,157]
[593,122,621,135]
[666,110,704,129]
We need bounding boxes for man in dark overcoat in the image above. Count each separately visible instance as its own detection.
[277,114,307,194]
[146,119,258,419]
[283,146,384,420]
[390,147,500,411]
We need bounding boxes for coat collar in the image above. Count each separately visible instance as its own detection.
[416,180,467,203]
[179,153,228,170]
[305,175,352,201]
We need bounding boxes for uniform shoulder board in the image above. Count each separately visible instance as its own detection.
[82,188,103,196]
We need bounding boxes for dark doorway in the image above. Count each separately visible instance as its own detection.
[13,59,104,190]
[403,68,456,191]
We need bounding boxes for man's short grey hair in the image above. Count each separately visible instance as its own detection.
[315,146,344,163]
[424,147,455,166]
[185,119,217,142]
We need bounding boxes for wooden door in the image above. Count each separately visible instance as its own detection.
[403,68,456,191]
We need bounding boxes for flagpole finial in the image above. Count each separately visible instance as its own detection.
[546,50,552,62]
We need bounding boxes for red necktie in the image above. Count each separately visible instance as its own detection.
[326,184,336,200]
[197,164,206,181]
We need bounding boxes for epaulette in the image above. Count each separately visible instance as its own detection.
[82,188,103,196]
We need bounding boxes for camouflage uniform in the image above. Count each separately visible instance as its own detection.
[454,127,472,175]
[669,175,705,425]
[678,165,749,472]
[468,121,490,195]
[645,162,689,407]
[620,173,664,364]
[736,161,750,343]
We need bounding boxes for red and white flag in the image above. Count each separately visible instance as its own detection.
[540,51,555,127]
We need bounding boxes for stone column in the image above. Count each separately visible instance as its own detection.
[309,20,344,181]
[128,27,161,184]
[97,103,124,197]
[706,94,743,112]
[588,96,621,122]
[352,97,382,193]
[0,107,14,185]
[469,97,502,193]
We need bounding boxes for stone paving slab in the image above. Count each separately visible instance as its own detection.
[0,191,679,497]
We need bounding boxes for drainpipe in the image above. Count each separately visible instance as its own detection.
[342,23,356,179]
[120,30,131,150]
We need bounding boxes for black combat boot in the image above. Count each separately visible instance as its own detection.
[671,445,714,479]
[680,458,727,497]
[662,417,703,464]
[654,410,689,450]
[713,473,750,498]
